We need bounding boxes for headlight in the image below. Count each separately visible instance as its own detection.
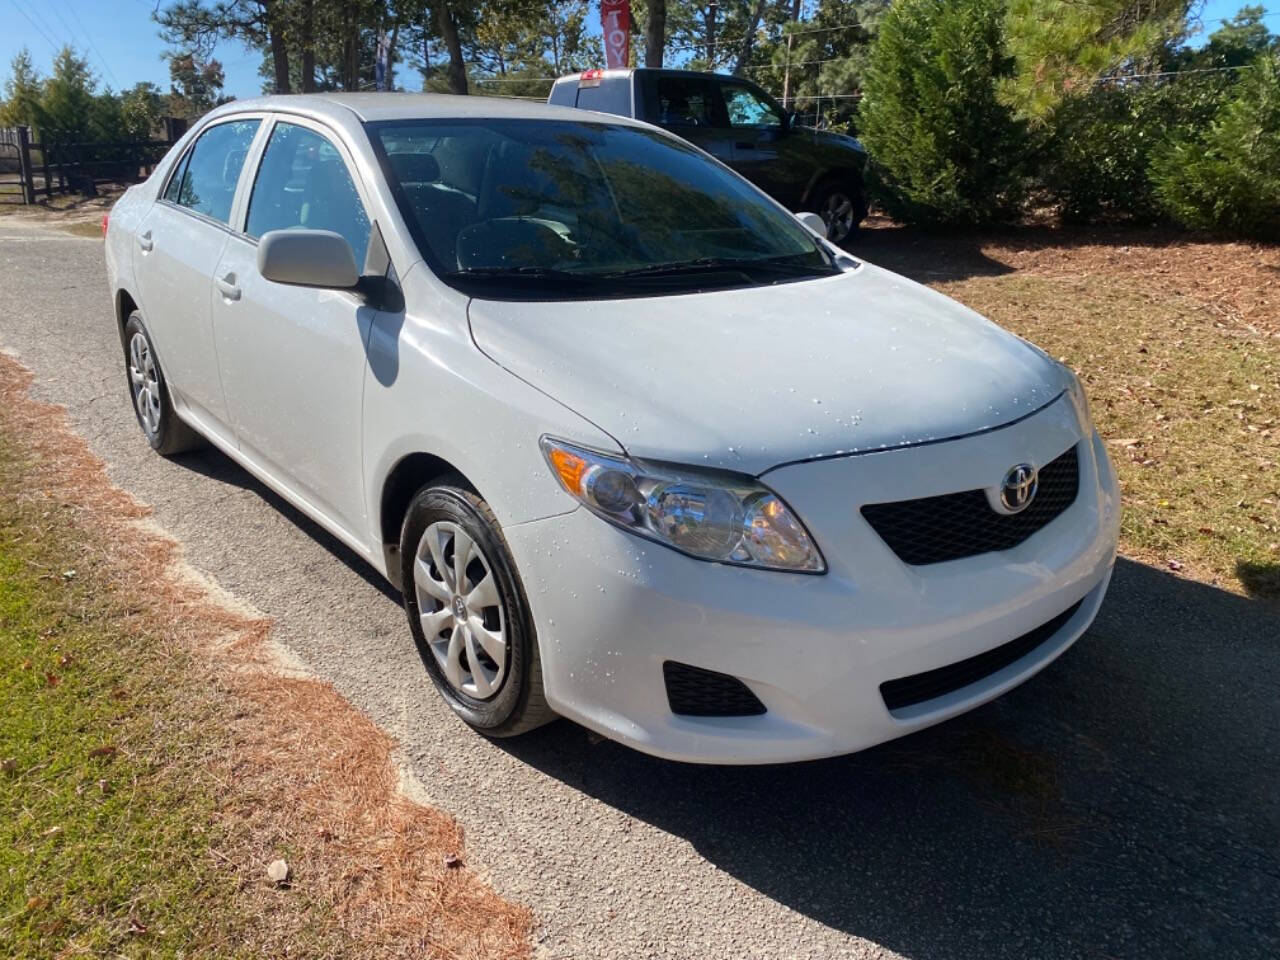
[540,437,825,573]
[1064,366,1093,428]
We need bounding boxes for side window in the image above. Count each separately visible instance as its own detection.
[162,148,191,203]
[653,77,713,127]
[721,84,784,129]
[167,119,260,223]
[246,122,371,270]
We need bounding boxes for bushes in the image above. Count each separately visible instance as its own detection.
[857,0,1028,226]
[1040,75,1231,223]
[1150,52,1280,239]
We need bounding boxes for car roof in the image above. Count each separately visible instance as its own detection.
[203,92,648,126]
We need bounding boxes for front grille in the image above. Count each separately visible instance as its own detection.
[663,661,766,717]
[861,444,1080,566]
[880,599,1084,713]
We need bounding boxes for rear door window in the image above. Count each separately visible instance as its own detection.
[245,121,371,269]
[166,119,260,224]
[650,77,715,128]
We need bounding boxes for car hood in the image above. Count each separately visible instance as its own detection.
[798,126,866,156]
[467,263,1067,476]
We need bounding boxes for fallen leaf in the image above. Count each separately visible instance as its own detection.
[1167,559,1184,571]
[1,758,16,772]
[443,853,463,869]
[19,659,31,671]
[44,673,61,688]
[58,654,73,667]
[128,917,148,935]
[87,745,117,759]
[60,569,75,580]
[25,896,48,912]
[266,859,290,884]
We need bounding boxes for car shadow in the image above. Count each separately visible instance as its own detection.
[168,445,403,605]
[499,558,1280,959]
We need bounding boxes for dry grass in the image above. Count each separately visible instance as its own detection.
[858,221,1280,602]
[0,352,531,958]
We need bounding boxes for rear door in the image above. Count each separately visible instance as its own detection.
[210,116,379,540]
[133,117,262,434]
[642,74,736,165]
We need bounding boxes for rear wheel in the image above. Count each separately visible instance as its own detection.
[400,481,554,737]
[812,178,865,246]
[122,313,204,456]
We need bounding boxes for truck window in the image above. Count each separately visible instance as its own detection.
[574,80,630,115]
[650,77,714,127]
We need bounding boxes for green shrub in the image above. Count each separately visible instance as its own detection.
[1151,52,1280,238]
[1042,74,1232,223]
[857,0,1028,225]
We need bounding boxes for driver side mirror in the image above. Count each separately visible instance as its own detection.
[258,229,359,289]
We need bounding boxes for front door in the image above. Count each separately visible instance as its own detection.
[133,118,261,431]
[211,117,378,540]
[718,81,804,207]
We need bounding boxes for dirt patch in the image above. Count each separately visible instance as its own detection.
[857,217,1280,337]
[0,352,531,958]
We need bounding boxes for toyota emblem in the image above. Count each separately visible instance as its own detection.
[999,463,1039,513]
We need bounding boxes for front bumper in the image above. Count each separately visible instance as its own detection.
[504,399,1120,764]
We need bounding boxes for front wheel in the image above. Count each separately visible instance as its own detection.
[812,179,866,246]
[400,482,555,737]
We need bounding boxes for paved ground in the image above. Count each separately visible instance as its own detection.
[3,220,1277,959]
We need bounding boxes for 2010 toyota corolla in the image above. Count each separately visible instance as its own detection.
[104,93,1119,764]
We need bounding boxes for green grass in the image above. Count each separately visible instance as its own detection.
[0,443,240,956]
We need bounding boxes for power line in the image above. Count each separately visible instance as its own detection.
[51,0,120,89]
[666,18,868,56]
[8,0,58,53]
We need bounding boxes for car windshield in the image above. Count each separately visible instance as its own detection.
[367,117,837,299]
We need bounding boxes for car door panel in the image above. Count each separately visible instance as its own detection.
[211,118,376,540]
[132,118,262,434]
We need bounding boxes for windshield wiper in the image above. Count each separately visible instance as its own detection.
[445,265,602,283]
[599,255,832,280]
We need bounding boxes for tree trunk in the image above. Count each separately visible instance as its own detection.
[265,2,291,94]
[435,1,468,95]
[645,0,666,67]
[386,23,400,90]
[781,0,802,109]
[300,0,316,92]
[703,5,717,67]
[732,0,767,76]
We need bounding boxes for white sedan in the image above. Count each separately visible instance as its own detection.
[104,93,1119,764]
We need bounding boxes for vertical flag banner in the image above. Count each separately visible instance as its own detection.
[600,0,631,69]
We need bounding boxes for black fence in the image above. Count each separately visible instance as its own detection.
[0,118,188,204]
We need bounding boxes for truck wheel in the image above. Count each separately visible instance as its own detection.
[812,179,866,246]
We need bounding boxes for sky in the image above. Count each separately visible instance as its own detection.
[0,0,1276,102]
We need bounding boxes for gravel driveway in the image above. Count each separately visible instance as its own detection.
[3,220,1277,959]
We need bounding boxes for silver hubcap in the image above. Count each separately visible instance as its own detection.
[128,331,162,436]
[413,521,507,700]
[822,191,855,241]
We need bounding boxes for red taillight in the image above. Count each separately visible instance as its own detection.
[101,213,109,236]
[580,69,603,80]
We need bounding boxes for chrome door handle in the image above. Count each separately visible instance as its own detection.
[137,230,153,252]
[214,273,240,302]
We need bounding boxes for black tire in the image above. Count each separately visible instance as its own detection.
[122,312,205,456]
[400,481,555,737]
[811,178,867,246]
